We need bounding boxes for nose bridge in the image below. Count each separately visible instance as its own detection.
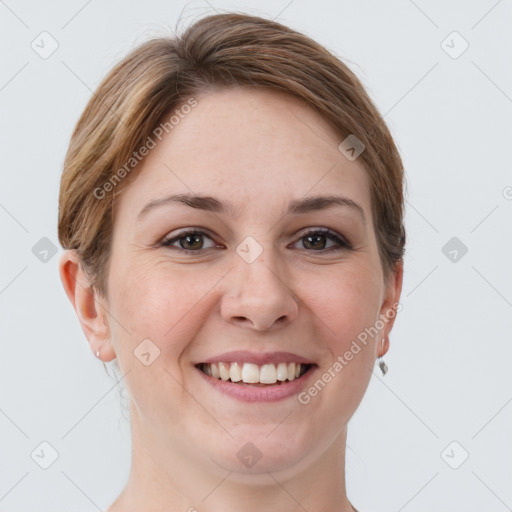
[220,236,299,331]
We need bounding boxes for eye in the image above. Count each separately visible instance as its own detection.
[161,230,218,252]
[293,228,352,252]
[160,227,352,254]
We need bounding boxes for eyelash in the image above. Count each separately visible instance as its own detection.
[160,228,353,254]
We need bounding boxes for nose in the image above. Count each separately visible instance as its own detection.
[220,252,299,332]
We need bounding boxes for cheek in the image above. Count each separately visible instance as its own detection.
[303,265,381,419]
[307,263,382,346]
[108,263,217,360]
[106,266,214,416]
[300,270,379,431]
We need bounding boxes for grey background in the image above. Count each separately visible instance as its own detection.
[1,0,511,510]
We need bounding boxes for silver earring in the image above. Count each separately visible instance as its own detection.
[378,357,388,376]
[96,349,100,358]
[378,338,388,375]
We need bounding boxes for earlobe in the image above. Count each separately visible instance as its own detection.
[379,259,404,347]
[58,250,116,361]
[378,336,390,358]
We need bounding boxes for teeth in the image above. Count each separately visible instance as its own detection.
[201,361,307,384]
[219,362,230,381]
[241,363,260,383]
[276,362,288,381]
[229,362,242,382]
[260,364,277,384]
[287,362,296,381]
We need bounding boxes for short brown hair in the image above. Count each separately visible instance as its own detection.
[58,12,406,298]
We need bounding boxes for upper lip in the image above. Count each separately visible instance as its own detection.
[198,350,315,365]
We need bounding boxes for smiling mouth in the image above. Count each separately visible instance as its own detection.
[196,361,314,386]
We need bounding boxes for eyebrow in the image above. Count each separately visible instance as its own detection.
[137,193,366,225]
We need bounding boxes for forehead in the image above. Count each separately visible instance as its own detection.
[115,87,372,221]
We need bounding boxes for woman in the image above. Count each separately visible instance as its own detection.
[58,12,405,512]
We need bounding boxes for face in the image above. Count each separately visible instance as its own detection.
[90,87,401,480]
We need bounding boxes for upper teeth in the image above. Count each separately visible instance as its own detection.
[202,362,305,384]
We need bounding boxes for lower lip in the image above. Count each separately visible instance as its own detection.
[196,366,317,402]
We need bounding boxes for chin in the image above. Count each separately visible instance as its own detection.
[205,430,316,477]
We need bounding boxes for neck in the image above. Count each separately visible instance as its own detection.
[108,414,356,512]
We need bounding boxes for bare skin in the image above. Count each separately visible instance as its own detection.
[60,86,403,512]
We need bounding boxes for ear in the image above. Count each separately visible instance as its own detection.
[378,259,404,358]
[59,250,117,361]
